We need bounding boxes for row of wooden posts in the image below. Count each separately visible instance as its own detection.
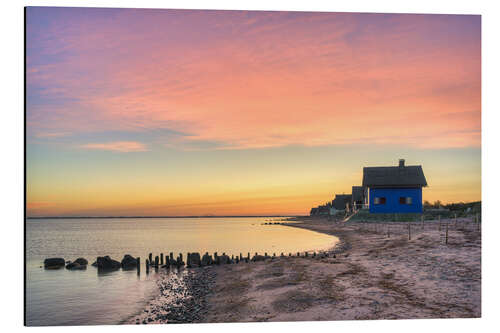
[360,213,480,244]
[133,250,334,275]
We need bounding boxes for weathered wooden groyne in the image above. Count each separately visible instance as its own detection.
[43,249,338,274]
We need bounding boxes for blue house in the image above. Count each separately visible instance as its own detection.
[362,159,427,213]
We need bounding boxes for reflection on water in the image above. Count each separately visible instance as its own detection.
[26,217,338,326]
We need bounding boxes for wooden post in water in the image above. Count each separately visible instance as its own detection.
[137,257,140,274]
[149,253,152,264]
[408,223,411,240]
[445,222,449,244]
[438,215,441,231]
[160,253,164,266]
[297,252,300,257]
[165,255,170,268]
[145,259,150,274]
[154,256,159,268]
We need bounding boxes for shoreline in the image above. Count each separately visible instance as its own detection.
[125,268,216,324]
[134,215,481,323]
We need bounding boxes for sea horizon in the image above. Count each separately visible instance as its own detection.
[26,215,302,219]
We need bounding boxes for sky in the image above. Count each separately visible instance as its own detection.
[26,7,481,217]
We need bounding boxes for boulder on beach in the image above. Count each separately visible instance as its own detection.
[74,258,88,266]
[187,252,201,267]
[65,261,87,270]
[121,254,138,269]
[91,256,121,270]
[44,257,66,269]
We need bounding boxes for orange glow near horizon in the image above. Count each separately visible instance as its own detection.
[26,8,481,216]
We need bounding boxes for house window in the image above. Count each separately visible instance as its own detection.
[399,197,412,205]
[374,197,386,205]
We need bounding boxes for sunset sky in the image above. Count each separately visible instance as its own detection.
[26,7,481,217]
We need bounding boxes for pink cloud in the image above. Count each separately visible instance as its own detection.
[35,131,71,138]
[79,141,148,152]
[26,9,481,150]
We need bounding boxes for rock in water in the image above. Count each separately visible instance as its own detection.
[121,254,138,269]
[92,256,121,270]
[73,258,88,266]
[44,258,65,269]
[65,261,86,270]
[187,253,201,267]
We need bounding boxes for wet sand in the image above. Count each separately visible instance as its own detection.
[134,216,481,323]
[126,267,216,324]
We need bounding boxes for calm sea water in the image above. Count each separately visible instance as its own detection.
[26,217,338,326]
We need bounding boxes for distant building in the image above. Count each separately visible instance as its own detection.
[331,194,352,214]
[318,203,331,215]
[351,186,365,211]
[310,203,332,216]
[362,159,427,213]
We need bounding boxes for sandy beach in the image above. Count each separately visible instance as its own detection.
[131,216,481,324]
